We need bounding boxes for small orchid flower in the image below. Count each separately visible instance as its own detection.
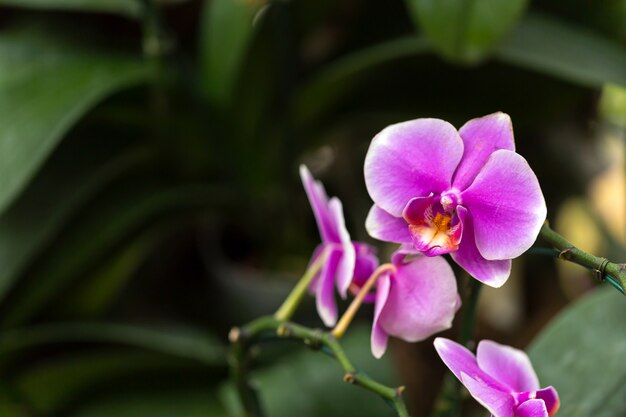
[300,165,379,326]
[434,338,560,417]
[364,112,546,287]
[371,249,460,358]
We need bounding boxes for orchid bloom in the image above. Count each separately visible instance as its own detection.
[364,112,546,287]
[371,248,460,358]
[300,165,379,326]
[434,338,560,417]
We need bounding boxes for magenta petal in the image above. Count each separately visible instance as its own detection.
[534,386,560,417]
[299,165,338,242]
[461,373,515,417]
[461,150,547,260]
[434,338,495,384]
[371,273,391,359]
[476,340,539,393]
[378,256,458,342]
[364,118,464,217]
[451,206,511,287]
[515,399,548,417]
[453,112,516,191]
[316,249,341,327]
[328,198,356,297]
[365,205,411,243]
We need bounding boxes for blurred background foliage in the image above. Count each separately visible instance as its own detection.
[0,0,624,416]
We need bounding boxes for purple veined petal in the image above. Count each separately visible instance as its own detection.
[378,256,458,343]
[534,386,560,417]
[515,399,548,417]
[316,248,341,327]
[307,244,327,295]
[351,243,379,303]
[461,372,516,417]
[434,338,508,392]
[327,197,356,298]
[390,243,420,265]
[453,112,516,191]
[476,340,539,393]
[450,206,512,287]
[300,165,339,243]
[371,273,392,359]
[364,118,464,217]
[461,150,547,260]
[365,205,412,243]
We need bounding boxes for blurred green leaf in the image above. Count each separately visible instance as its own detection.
[295,36,431,127]
[72,388,226,417]
[14,350,206,414]
[599,83,626,126]
[0,146,152,305]
[528,288,626,417]
[221,325,398,417]
[495,13,626,88]
[0,322,224,365]
[199,0,266,106]
[0,0,141,16]
[406,0,528,63]
[1,184,215,325]
[0,27,152,215]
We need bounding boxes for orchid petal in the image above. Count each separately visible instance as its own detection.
[364,118,464,217]
[378,256,458,342]
[371,273,391,359]
[453,112,515,191]
[352,243,379,303]
[328,197,356,298]
[461,150,546,260]
[535,387,560,417]
[461,373,515,417]
[515,399,548,417]
[307,244,326,295]
[434,338,498,385]
[476,340,539,393]
[300,165,338,242]
[451,206,511,287]
[316,249,341,327]
[365,205,411,243]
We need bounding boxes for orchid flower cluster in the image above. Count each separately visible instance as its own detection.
[298,113,558,416]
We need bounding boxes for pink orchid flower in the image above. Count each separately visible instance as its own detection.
[364,112,546,287]
[434,338,560,417]
[371,248,461,358]
[300,165,379,326]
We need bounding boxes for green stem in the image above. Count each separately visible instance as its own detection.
[538,222,626,295]
[431,278,482,417]
[274,251,327,321]
[229,316,410,417]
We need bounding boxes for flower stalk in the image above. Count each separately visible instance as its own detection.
[331,263,396,339]
[274,250,328,321]
[229,316,410,417]
[538,222,626,295]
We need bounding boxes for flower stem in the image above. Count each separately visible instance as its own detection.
[538,222,626,295]
[274,250,328,321]
[331,263,396,339]
[229,316,410,417]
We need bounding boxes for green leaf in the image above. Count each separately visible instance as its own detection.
[528,288,626,417]
[71,388,226,417]
[295,36,431,127]
[495,13,626,88]
[13,350,204,413]
[1,184,216,325]
[0,146,152,305]
[0,27,152,215]
[0,0,142,16]
[199,0,266,106]
[0,322,225,365]
[406,0,528,63]
[221,326,398,417]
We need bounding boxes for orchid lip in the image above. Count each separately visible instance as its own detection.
[403,196,463,256]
